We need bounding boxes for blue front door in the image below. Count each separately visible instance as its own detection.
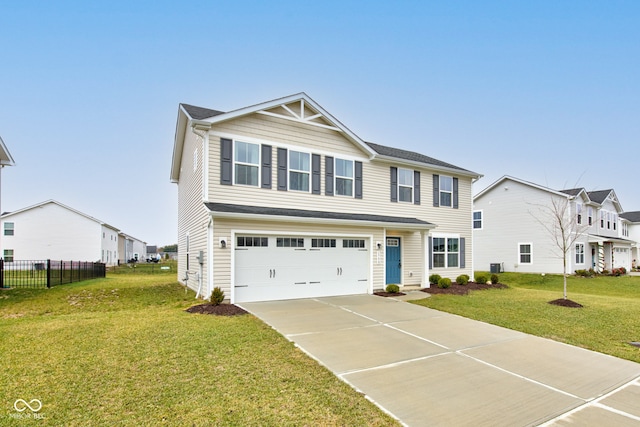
[385,237,401,284]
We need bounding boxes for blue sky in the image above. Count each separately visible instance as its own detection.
[1,1,638,246]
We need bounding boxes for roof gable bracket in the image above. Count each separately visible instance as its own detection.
[257,99,342,132]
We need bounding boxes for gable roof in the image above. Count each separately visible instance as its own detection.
[586,189,614,205]
[620,211,640,223]
[171,93,481,182]
[0,136,15,167]
[474,175,571,201]
[0,200,120,231]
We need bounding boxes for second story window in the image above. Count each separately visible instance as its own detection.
[234,141,260,186]
[600,211,605,228]
[335,158,353,197]
[588,207,593,225]
[4,222,14,236]
[439,176,453,207]
[398,168,414,202]
[576,203,582,224]
[473,211,482,229]
[289,151,310,192]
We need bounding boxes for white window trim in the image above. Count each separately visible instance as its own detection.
[233,140,261,187]
[439,175,453,207]
[518,242,533,265]
[431,233,460,269]
[575,243,585,265]
[473,210,483,230]
[398,168,413,203]
[335,158,354,197]
[288,150,311,193]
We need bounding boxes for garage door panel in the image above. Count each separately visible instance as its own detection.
[234,235,370,303]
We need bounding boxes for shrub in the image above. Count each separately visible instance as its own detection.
[611,267,627,277]
[437,277,452,289]
[456,274,469,285]
[429,274,442,285]
[575,269,595,277]
[211,287,224,305]
[490,274,499,284]
[386,284,400,293]
[474,273,488,284]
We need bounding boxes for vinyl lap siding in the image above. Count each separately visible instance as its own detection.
[177,130,210,295]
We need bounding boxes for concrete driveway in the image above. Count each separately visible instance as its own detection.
[240,294,640,426]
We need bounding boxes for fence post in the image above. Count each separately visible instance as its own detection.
[0,258,4,289]
[46,259,51,288]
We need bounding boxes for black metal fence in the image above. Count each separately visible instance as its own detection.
[0,259,106,289]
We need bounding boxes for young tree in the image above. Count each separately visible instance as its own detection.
[530,195,590,300]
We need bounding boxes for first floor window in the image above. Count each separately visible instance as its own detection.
[289,151,310,192]
[335,158,353,196]
[4,222,14,236]
[473,211,482,229]
[432,237,459,268]
[3,249,14,262]
[575,243,585,264]
[519,244,532,264]
[398,168,413,202]
[234,141,259,186]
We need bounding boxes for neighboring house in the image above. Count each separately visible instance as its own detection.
[1,200,124,266]
[0,136,16,251]
[620,211,640,269]
[118,233,147,263]
[170,93,481,303]
[473,176,634,275]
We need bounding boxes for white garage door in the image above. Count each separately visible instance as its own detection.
[234,235,369,303]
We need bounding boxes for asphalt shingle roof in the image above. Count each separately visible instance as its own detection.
[205,202,432,226]
[365,141,471,172]
[587,190,613,204]
[181,103,225,120]
[620,211,640,223]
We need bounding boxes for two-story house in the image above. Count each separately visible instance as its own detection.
[620,211,640,269]
[170,93,481,303]
[473,175,634,275]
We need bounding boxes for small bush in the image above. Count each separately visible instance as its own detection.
[490,274,499,284]
[437,277,452,289]
[611,267,626,276]
[474,273,488,284]
[385,284,400,293]
[429,274,442,285]
[575,269,595,278]
[456,274,469,285]
[211,287,224,305]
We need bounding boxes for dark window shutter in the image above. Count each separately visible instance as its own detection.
[325,156,334,196]
[428,236,433,269]
[312,154,321,195]
[390,167,398,202]
[261,145,272,189]
[432,174,440,207]
[414,171,421,205]
[220,138,232,185]
[355,161,363,199]
[453,177,459,209]
[277,148,287,191]
[460,237,465,268]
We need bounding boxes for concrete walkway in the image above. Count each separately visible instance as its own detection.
[240,294,640,426]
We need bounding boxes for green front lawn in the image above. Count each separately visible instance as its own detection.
[1,273,399,426]
[412,272,640,363]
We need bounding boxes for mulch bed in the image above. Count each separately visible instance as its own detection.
[422,281,508,295]
[185,303,248,316]
[548,298,584,308]
[373,291,406,297]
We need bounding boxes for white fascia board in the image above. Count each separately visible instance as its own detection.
[170,108,190,183]
[373,155,482,179]
[474,175,571,201]
[0,136,15,166]
[209,211,436,231]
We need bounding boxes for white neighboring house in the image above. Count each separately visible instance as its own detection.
[171,93,482,303]
[620,211,640,269]
[473,176,634,275]
[118,232,147,263]
[1,200,121,265]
